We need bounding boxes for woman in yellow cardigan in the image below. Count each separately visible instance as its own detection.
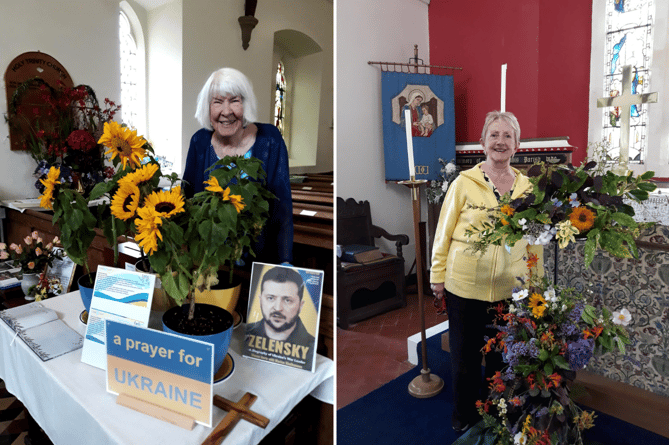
[430,111,543,433]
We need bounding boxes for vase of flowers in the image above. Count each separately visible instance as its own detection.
[5,78,119,197]
[39,123,274,365]
[465,161,657,267]
[0,232,64,298]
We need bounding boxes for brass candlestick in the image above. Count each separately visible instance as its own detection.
[399,178,444,398]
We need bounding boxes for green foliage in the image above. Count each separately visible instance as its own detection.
[466,161,657,267]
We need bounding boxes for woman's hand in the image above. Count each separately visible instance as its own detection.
[431,283,445,299]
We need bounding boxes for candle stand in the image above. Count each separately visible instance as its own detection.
[399,178,444,398]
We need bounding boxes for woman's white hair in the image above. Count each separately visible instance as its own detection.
[194,67,258,129]
[480,111,521,145]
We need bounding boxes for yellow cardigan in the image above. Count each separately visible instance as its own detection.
[430,163,544,302]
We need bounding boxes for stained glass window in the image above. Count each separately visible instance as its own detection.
[602,0,654,163]
[119,11,139,129]
[274,61,286,135]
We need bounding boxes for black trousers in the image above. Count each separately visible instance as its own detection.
[446,290,505,424]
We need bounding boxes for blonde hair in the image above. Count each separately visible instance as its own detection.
[480,111,521,145]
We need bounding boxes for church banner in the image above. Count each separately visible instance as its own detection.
[382,71,456,181]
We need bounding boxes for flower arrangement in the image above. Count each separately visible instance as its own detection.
[465,161,657,267]
[40,122,273,322]
[5,78,119,196]
[475,254,631,444]
[0,231,63,275]
[426,158,460,205]
[31,275,63,301]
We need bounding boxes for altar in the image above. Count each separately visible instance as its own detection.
[0,292,334,445]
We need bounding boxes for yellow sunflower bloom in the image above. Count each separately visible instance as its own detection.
[204,176,225,193]
[134,206,164,255]
[528,293,547,318]
[98,121,147,169]
[39,166,61,210]
[110,183,141,220]
[143,186,186,219]
[118,163,159,187]
[569,206,596,232]
[222,187,245,213]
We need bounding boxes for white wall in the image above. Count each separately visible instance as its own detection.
[0,0,121,200]
[181,0,333,175]
[147,0,182,173]
[337,0,430,272]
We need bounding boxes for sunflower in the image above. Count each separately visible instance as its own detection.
[528,293,547,318]
[222,187,245,213]
[569,206,596,232]
[118,163,159,188]
[142,186,186,219]
[110,183,141,220]
[98,121,147,169]
[134,206,164,255]
[205,177,245,213]
[39,166,61,210]
[204,176,225,193]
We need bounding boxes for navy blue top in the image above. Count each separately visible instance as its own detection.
[182,123,293,264]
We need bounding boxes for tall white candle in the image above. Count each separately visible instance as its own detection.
[404,108,415,178]
[501,63,507,112]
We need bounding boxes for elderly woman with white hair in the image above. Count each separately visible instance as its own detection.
[182,67,293,265]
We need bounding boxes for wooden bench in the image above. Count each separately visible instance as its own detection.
[290,172,333,296]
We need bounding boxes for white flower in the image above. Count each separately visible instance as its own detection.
[512,289,529,301]
[509,304,517,313]
[441,181,450,193]
[544,287,557,302]
[445,162,457,175]
[612,308,632,326]
[514,432,527,445]
[518,218,528,230]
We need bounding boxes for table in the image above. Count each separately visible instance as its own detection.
[0,292,334,445]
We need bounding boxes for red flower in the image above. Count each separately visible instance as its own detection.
[66,129,97,152]
[547,372,562,388]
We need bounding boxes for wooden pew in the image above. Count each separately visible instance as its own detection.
[290,172,333,296]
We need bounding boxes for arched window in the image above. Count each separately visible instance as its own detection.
[601,0,654,164]
[119,11,140,130]
[274,61,287,135]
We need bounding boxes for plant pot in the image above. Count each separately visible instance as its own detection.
[78,272,97,313]
[194,270,242,313]
[162,303,234,372]
[21,273,40,298]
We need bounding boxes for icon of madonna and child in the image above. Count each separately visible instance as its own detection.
[398,87,443,138]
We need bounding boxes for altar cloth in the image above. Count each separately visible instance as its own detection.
[0,292,333,445]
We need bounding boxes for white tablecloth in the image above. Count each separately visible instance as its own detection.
[0,292,334,445]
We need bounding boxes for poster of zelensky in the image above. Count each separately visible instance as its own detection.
[243,263,324,372]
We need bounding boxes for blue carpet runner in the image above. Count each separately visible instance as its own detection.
[337,333,669,445]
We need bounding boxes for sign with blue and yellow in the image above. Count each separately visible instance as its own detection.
[105,320,214,427]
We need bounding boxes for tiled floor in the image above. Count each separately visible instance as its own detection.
[336,285,447,410]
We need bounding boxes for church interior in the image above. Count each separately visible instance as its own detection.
[1,0,669,444]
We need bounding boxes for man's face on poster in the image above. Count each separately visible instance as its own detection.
[259,280,304,333]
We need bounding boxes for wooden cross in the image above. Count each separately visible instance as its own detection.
[597,65,658,167]
[201,392,269,445]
